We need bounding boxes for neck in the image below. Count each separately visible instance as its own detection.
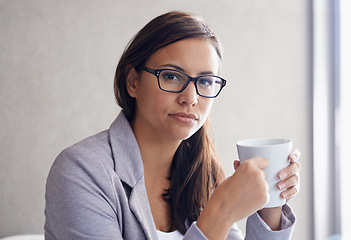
[130,117,180,232]
[130,118,181,179]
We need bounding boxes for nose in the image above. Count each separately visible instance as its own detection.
[178,81,198,106]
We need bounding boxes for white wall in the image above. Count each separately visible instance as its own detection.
[0,1,313,239]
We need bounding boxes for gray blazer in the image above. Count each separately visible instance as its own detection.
[45,112,295,239]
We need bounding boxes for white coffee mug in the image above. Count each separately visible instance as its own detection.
[236,138,292,208]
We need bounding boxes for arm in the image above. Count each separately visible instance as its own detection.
[257,207,282,231]
[196,157,270,240]
[184,222,244,240]
[194,149,301,240]
[245,204,296,240]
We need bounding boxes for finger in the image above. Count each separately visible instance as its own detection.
[262,170,268,181]
[277,174,299,190]
[289,149,301,162]
[281,185,299,200]
[279,161,301,180]
[233,160,240,170]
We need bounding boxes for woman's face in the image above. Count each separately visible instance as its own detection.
[127,38,221,143]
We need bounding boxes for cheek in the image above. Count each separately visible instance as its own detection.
[202,99,214,114]
[198,99,214,122]
[135,78,158,102]
[136,85,170,114]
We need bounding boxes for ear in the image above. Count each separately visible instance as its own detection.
[126,65,138,98]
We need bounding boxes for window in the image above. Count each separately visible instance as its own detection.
[313,0,350,239]
[340,0,351,239]
[313,0,340,239]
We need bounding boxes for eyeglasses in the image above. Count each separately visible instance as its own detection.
[142,67,226,98]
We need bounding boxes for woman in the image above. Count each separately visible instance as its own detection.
[45,11,301,239]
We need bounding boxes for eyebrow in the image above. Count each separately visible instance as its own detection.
[158,63,215,76]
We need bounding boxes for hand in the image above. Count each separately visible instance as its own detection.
[230,157,271,219]
[277,149,301,201]
[197,157,269,240]
[200,158,269,224]
[234,149,301,202]
[233,149,301,231]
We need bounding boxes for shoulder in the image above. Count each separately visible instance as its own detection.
[47,130,116,190]
[62,130,111,160]
[59,130,111,165]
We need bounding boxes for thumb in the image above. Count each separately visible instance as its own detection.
[253,157,270,170]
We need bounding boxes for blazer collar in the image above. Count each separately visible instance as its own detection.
[109,111,144,188]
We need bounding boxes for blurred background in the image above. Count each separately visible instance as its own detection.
[1,0,349,239]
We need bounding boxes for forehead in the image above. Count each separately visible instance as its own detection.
[145,38,221,74]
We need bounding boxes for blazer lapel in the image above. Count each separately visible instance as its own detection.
[129,177,158,240]
[109,112,158,240]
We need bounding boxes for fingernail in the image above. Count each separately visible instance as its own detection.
[282,192,288,199]
[280,172,288,180]
[290,154,297,162]
[278,182,286,190]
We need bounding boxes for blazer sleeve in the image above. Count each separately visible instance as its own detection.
[244,204,296,240]
[184,205,296,240]
[44,145,124,240]
[184,222,245,240]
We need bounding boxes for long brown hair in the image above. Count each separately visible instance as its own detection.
[114,11,225,233]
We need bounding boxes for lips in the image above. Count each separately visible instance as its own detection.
[168,112,198,123]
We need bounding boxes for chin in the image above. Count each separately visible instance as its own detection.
[172,128,200,141]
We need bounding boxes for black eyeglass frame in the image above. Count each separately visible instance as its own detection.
[142,67,227,98]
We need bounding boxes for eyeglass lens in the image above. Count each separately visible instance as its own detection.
[158,70,223,97]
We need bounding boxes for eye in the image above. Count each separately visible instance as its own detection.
[160,71,182,82]
[198,77,214,87]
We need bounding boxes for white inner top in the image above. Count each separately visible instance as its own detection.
[156,230,184,240]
